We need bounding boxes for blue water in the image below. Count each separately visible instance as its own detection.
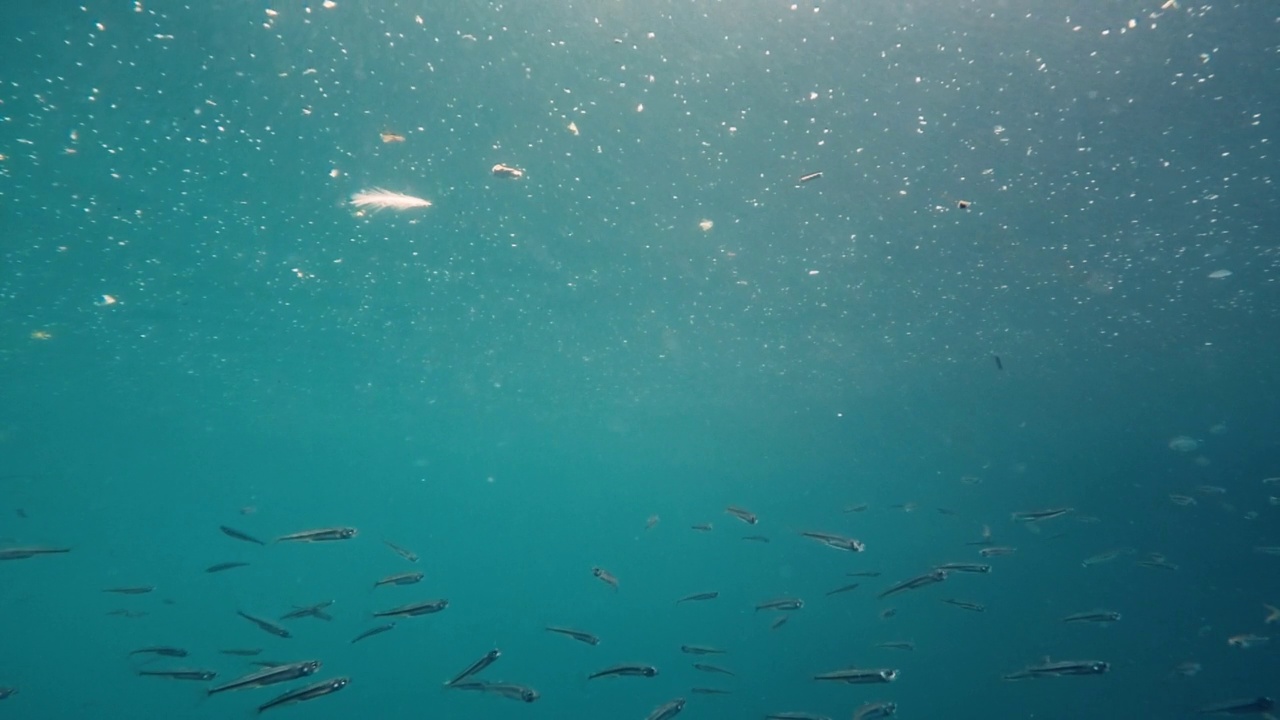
[2,1,1278,719]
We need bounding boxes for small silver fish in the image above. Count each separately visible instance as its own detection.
[373,598,448,618]
[137,669,217,681]
[1196,696,1275,716]
[445,649,500,686]
[236,610,292,638]
[275,527,357,543]
[1063,610,1122,624]
[545,626,599,645]
[1003,659,1109,680]
[756,597,804,612]
[450,681,540,702]
[680,645,726,655]
[374,571,424,589]
[257,676,348,714]
[813,667,898,684]
[382,539,418,562]
[588,664,658,680]
[645,697,686,720]
[208,660,321,695]
[351,623,395,644]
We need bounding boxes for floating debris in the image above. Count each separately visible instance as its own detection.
[350,189,432,212]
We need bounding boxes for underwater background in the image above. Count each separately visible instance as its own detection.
[1,1,1278,718]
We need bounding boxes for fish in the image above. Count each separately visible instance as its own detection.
[449,681,539,702]
[0,546,71,561]
[742,535,771,543]
[1255,546,1280,556]
[813,667,899,684]
[279,600,334,621]
[137,669,217,681]
[979,546,1017,557]
[676,591,718,604]
[691,687,732,695]
[1196,696,1275,715]
[374,571,424,588]
[1011,507,1073,523]
[257,676,348,714]
[1227,634,1269,649]
[878,570,947,599]
[350,189,432,212]
[875,641,915,651]
[645,697,686,720]
[275,527,357,543]
[797,171,823,183]
[848,571,882,577]
[1137,553,1180,571]
[646,514,660,530]
[588,664,658,679]
[693,663,734,676]
[382,540,418,562]
[844,504,870,513]
[993,355,1003,370]
[351,623,396,644]
[825,583,861,596]
[800,531,865,552]
[1003,658,1110,680]
[1081,547,1135,567]
[545,626,599,645]
[690,523,713,532]
[680,645,726,655]
[205,562,249,573]
[725,506,758,525]
[1265,604,1280,624]
[129,646,188,658]
[756,597,804,612]
[771,615,789,630]
[373,598,448,618]
[219,525,265,545]
[0,687,15,700]
[236,610,292,638]
[218,649,263,656]
[445,648,500,686]
[107,609,148,618]
[103,586,154,595]
[933,562,991,574]
[591,566,619,591]
[1169,494,1198,506]
[208,660,321,695]
[942,598,985,612]
[1063,610,1122,624]
[854,701,898,720]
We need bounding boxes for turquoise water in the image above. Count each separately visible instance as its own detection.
[2,1,1278,718]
